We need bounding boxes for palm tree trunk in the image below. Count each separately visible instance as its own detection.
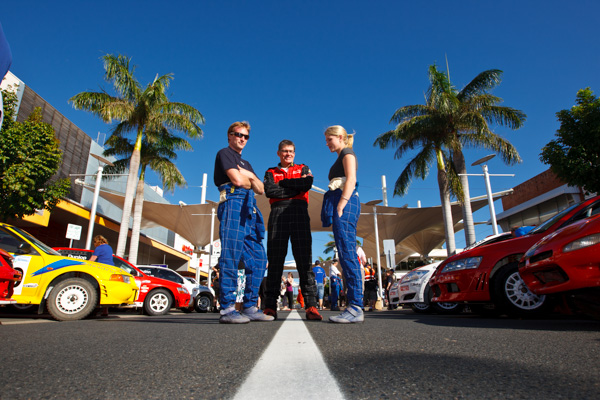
[128,168,145,265]
[436,150,456,256]
[115,131,142,257]
[453,150,476,246]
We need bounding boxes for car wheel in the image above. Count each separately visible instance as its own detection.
[493,263,548,317]
[410,302,432,313]
[8,304,37,314]
[194,294,212,313]
[46,278,97,321]
[431,302,464,314]
[144,289,172,316]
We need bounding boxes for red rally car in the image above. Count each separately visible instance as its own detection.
[0,249,22,304]
[54,248,191,316]
[519,214,600,318]
[429,195,600,317]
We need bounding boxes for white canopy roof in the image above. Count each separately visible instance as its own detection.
[90,185,511,264]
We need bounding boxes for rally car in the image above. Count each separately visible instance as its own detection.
[0,222,138,321]
[137,265,215,313]
[0,248,22,304]
[519,214,600,318]
[55,248,191,316]
[389,262,464,314]
[429,195,600,317]
[390,233,514,314]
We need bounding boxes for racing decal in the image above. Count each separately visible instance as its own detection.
[12,256,32,295]
[31,259,85,276]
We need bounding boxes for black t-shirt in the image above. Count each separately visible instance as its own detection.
[214,146,256,187]
[328,147,356,181]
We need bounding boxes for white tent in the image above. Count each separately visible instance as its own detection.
[90,185,512,266]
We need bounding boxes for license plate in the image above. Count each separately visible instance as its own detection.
[400,285,409,292]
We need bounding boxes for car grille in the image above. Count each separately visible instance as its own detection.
[531,250,553,264]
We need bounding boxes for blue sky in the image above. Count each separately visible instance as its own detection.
[3,1,600,258]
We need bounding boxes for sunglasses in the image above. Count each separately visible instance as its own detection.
[230,132,250,140]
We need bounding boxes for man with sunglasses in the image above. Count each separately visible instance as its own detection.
[213,121,273,323]
[262,140,322,321]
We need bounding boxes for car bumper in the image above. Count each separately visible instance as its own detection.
[430,270,491,303]
[520,253,600,295]
[99,280,138,306]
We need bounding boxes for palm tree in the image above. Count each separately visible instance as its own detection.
[374,64,525,253]
[448,67,525,245]
[323,234,362,258]
[323,234,337,256]
[103,128,192,264]
[70,54,204,257]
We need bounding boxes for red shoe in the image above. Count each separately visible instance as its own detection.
[263,308,278,320]
[306,306,322,321]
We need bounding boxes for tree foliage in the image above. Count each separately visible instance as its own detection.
[0,91,70,221]
[374,64,525,251]
[540,88,600,194]
[69,54,205,257]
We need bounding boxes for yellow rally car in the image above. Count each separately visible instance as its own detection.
[0,222,138,321]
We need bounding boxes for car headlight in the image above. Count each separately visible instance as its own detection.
[400,270,428,283]
[441,257,482,273]
[110,274,131,284]
[178,286,189,294]
[563,233,600,253]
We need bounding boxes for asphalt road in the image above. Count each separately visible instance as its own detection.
[1,308,598,399]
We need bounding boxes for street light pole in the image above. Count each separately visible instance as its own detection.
[82,154,114,249]
[469,154,514,236]
[363,200,396,301]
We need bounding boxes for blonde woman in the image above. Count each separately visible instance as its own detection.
[321,125,363,323]
[90,235,114,266]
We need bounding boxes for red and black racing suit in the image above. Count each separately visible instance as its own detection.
[263,163,318,310]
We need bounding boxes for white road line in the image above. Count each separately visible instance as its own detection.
[234,310,345,400]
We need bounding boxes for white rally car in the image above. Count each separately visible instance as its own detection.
[389,262,463,314]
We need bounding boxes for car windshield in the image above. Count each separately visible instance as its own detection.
[528,202,581,235]
[112,258,141,277]
[5,225,61,256]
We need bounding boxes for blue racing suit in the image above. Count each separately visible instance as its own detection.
[217,183,267,310]
[321,188,362,308]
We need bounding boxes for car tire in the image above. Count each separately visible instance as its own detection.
[410,302,433,313]
[194,294,212,313]
[8,304,37,314]
[144,289,172,316]
[46,278,97,321]
[493,263,548,317]
[431,302,464,314]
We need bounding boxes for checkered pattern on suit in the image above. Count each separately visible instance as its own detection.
[217,186,267,310]
[265,203,318,310]
[332,190,363,308]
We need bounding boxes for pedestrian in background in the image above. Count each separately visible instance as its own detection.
[321,125,363,323]
[90,235,114,316]
[284,272,295,310]
[90,235,114,266]
[330,259,343,311]
[312,260,326,310]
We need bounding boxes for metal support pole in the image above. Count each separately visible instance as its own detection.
[482,164,499,235]
[85,165,103,250]
[201,173,207,205]
[373,205,384,299]
[207,207,216,290]
[381,175,388,207]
